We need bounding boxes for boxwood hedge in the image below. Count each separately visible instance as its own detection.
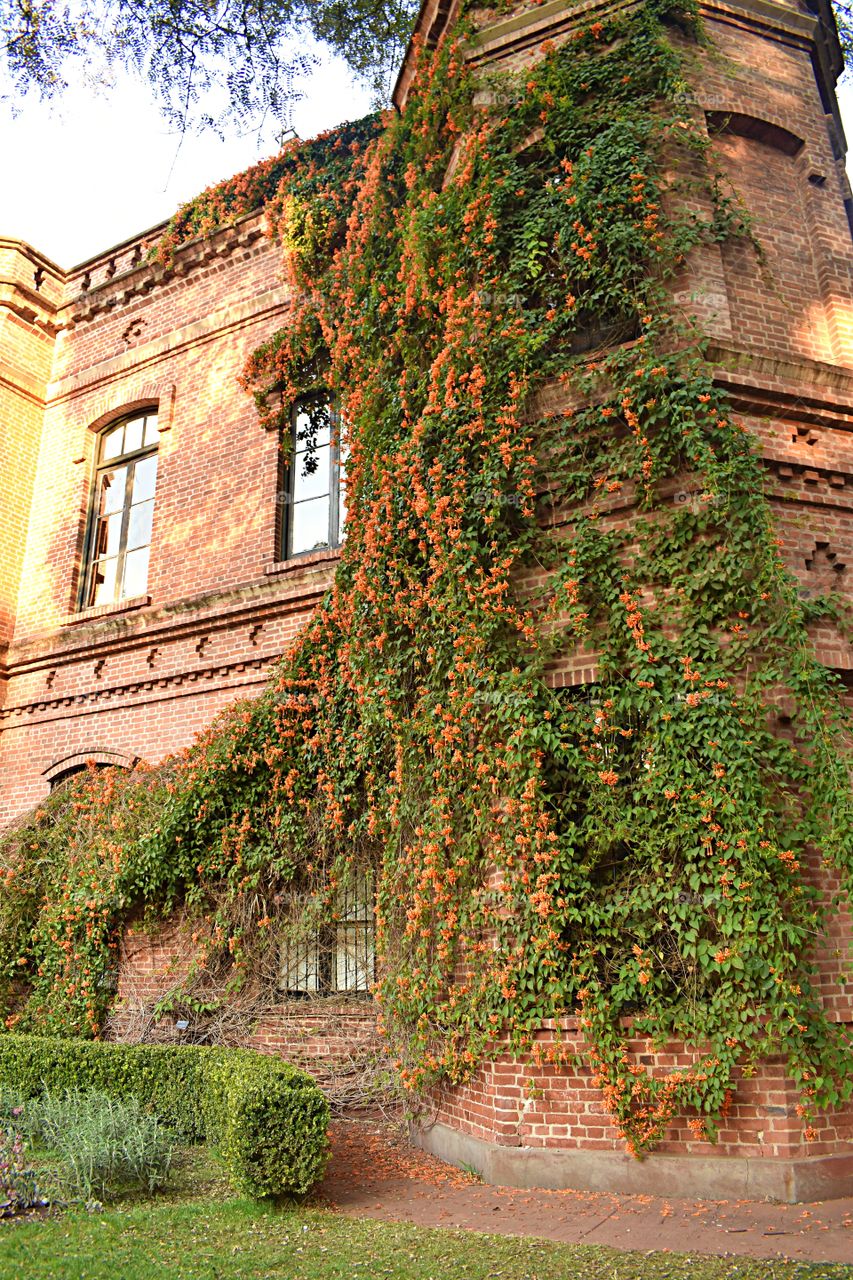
[0,1034,329,1197]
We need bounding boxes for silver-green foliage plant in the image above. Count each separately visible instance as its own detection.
[27,1089,175,1202]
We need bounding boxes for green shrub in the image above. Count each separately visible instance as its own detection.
[29,1089,174,1201]
[0,1035,329,1197]
[201,1055,330,1198]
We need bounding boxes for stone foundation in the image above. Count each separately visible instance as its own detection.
[412,1119,853,1202]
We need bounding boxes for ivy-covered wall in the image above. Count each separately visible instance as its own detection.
[2,0,852,1161]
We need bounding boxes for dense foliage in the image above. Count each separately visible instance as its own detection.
[0,1035,329,1196]
[154,114,383,263]
[1,0,851,1153]
[0,0,417,125]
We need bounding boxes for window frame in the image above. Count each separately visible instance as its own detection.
[278,396,346,561]
[80,410,159,611]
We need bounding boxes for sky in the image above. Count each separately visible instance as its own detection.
[0,46,375,267]
[1,50,852,269]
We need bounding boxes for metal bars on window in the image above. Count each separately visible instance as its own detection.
[279,874,374,997]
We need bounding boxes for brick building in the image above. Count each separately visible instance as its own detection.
[0,215,338,816]
[1,0,852,1199]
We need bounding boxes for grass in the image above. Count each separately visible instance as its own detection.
[2,1143,851,1280]
[2,1194,852,1280]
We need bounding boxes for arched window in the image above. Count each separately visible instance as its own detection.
[280,397,347,559]
[83,410,159,607]
[44,750,139,793]
[49,762,111,793]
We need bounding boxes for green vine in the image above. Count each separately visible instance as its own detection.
[2,0,851,1155]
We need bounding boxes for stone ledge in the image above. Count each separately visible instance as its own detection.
[264,549,342,576]
[62,594,151,626]
[412,1119,853,1203]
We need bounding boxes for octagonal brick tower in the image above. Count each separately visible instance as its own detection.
[396,0,853,1201]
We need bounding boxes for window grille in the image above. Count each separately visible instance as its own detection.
[279,875,374,997]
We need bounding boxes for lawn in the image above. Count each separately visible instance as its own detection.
[3,1127,852,1280]
[3,1196,853,1280]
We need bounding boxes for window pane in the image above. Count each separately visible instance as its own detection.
[132,455,158,503]
[293,443,330,503]
[85,414,160,614]
[101,425,124,461]
[290,496,331,554]
[280,939,321,994]
[94,511,123,559]
[97,467,128,516]
[335,924,374,993]
[90,557,118,606]
[122,546,150,598]
[127,499,154,551]
[295,403,331,451]
[123,417,144,454]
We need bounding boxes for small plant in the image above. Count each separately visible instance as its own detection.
[28,1089,175,1202]
[0,1084,29,1129]
[0,1127,41,1216]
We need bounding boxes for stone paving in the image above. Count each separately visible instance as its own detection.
[317,1116,853,1267]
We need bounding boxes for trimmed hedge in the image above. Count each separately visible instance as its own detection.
[0,1034,329,1197]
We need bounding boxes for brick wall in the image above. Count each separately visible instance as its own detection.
[2,0,850,820]
[0,213,345,821]
[424,1021,853,1160]
[112,919,852,1164]
[110,918,380,1072]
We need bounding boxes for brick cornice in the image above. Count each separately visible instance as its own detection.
[0,653,278,724]
[4,566,334,677]
[708,344,853,424]
[465,0,637,68]
[700,0,818,42]
[59,213,268,324]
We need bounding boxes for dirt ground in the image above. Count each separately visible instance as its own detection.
[317,1116,853,1267]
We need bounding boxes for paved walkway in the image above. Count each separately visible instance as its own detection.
[317,1116,853,1266]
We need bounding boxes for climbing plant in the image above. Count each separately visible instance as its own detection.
[2,0,851,1153]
